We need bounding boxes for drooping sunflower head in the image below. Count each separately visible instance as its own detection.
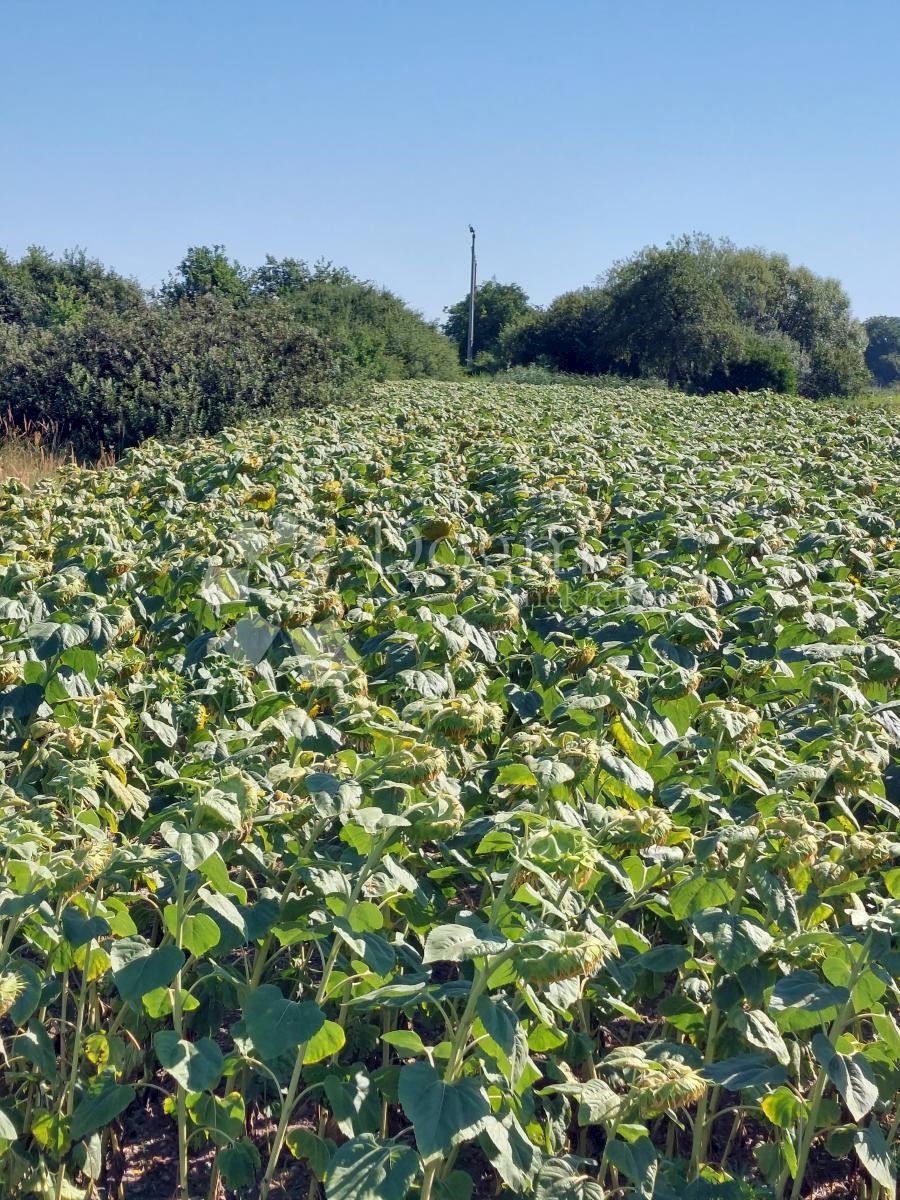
[0,658,24,688]
[243,483,278,511]
[634,1060,707,1117]
[515,928,612,985]
[420,513,458,543]
[466,593,521,632]
[0,971,26,1017]
[430,698,503,745]
[405,787,466,843]
[697,699,761,748]
[392,741,449,785]
[566,641,597,675]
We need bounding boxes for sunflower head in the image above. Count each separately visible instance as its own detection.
[634,1060,707,1117]
[515,928,612,985]
[421,513,458,542]
[0,971,26,1017]
[0,658,24,688]
[566,642,597,675]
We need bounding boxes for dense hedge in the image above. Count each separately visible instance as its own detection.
[0,246,459,455]
[456,237,871,397]
[0,295,346,457]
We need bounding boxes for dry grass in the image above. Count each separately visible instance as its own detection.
[0,411,69,487]
[845,387,900,414]
[0,411,115,487]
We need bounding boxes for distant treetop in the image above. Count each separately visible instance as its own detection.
[486,234,870,397]
[863,315,900,387]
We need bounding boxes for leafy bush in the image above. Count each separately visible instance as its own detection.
[495,235,869,397]
[503,287,621,376]
[863,315,900,387]
[160,244,251,306]
[0,245,143,326]
[0,295,345,456]
[442,279,533,367]
[254,258,460,381]
[0,246,459,457]
[707,333,799,393]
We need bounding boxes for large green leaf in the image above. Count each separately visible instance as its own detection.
[421,924,510,964]
[0,1106,18,1141]
[480,1112,538,1191]
[597,747,654,801]
[605,1135,658,1200]
[690,909,773,972]
[140,709,178,747]
[730,1008,790,1065]
[528,757,575,790]
[760,1086,803,1129]
[323,1070,381,1138]
[15,1022,57,1079]
[154,1031,224,1092]
[812,1034,879,1121]
[704,1054,788,1091]
[633,944,691,973]
[476,995,518,1058]
[668,875,733,920]
[71,1078,135,1141]
[534,1157,606,1200]
[61,909,111,949]
[177,912,221,957]
[160,825,219,871]
[854,1122,896,1192]
[325,1134,418,1200]
[398,1061,490,1159]
[769,970,849,1014]
[243,985,324,1062]
[27,621,88,661]
[187,1091,245,1146]
[304,1020,346,1065]
[286,1128,333,1180]
[434,1171,475,1200]
[217,1139,261,1190]
[110,941,185,1003]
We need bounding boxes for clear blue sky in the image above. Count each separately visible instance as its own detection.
[2,0,897,321]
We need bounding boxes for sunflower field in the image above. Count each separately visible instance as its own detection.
[0,380,897,1200]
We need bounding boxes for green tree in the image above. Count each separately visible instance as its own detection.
[442,279,532,368]
[601,235,740,388]
[0,294,343,456]
[772,264,867,396]
[708,332,798,394]
[501,288,617,375]
[505,235,867,397]
[862,315,900,386]
[0,246,143,327]
[255,258,459,380]
[161,245,250,305]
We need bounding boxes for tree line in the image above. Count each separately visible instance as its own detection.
[2,235,896,459]
[444,234,899,398]
[0,245,459,456]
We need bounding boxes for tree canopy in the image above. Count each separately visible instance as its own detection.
[490,236,869,397]
[160,244,250,305]
[256,257,459,380]
[442,279,532,368]
[0,244,459,455]
[863,315,900,387]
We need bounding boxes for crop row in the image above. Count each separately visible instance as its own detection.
[0,381,897,1199]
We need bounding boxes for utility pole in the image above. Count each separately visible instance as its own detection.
[466,225,477,369]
